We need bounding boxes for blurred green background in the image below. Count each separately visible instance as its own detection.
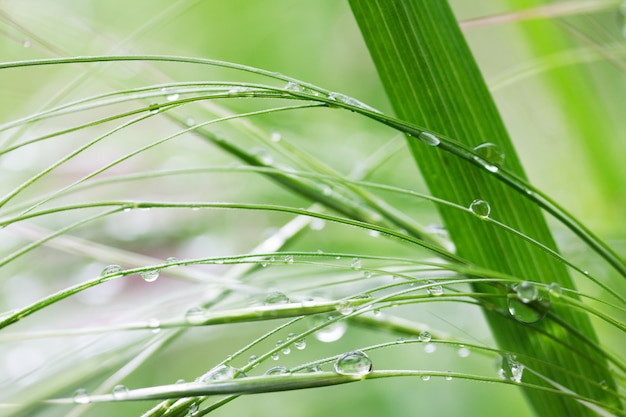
[0,1,624,416]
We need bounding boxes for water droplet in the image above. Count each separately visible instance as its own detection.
[424,343,437,353]
[498,354,523,383]
[368,230,381,238]
[147,318,161,333]
[310,314,347,343]
[199,365,237,382]
[373,309,382,317]
[417,131,441,146]
[336,300,354,315]
[421,375,431,381]
[508,285,550,324]
[186,118,195,127]
[112,385,129,400]
[363,271,372,279]
[284,255,294,264]
[445,373,453,381]
[285,81,302,92]
[469,199,491,218]
[265,366,290,375]
[166,257,178,264]
[23,39,31,48]
[397,337,406,344]
[251,147,273,165]
[351,258,362,270]
[515,283,541,306]
[334,351,372,376]
[265,291,289,305]
[176,379,186,384]
[161,88,180,102]
[102,264,123,276]
[276,340,291,355]
[185,307,205,324]
[548,282,562,298]
[306,365,321,373]
[271,353,280,361]
[148,103,160,114]
[427,280,444,296]
[73,388,90,404]
[458,346,470,358]
[302,297,316,307]
[321,186,333,196]
[327,92,381,113]
[140,270,159,282]
[294,338,306,350]
[419,331,432,342]
[473,142,505,166]
[188,402,199,415]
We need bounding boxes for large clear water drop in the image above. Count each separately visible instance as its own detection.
[140,270,159,282]
[334,351,372,376]
[469,199,491,218]
[102,265,123,276]
[112,385,129,400]
[73,389,90,404]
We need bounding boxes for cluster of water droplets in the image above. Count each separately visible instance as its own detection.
[498,353,523,383]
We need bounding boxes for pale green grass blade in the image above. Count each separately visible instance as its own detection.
[350,0,621,415]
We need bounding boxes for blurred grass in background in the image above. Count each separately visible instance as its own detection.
[0,1,624,416]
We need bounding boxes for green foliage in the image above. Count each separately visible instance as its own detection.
[0,1,624,417]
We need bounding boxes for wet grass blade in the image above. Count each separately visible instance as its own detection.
[349,0,621,415]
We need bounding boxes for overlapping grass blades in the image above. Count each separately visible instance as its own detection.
[349,0,621,415]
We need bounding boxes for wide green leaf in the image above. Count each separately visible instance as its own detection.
[349,0,621,415]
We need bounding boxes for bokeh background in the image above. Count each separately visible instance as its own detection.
[0,1,624,416]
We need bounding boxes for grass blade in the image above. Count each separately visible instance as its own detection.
[349,0,621,415]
